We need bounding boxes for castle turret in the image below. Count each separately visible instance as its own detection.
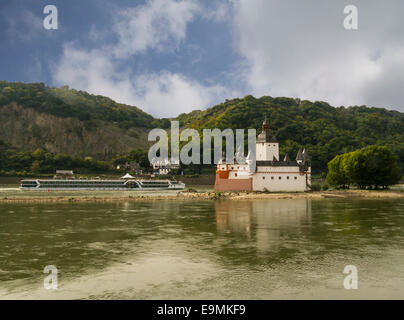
[256,118,279,161]
[296,149,304,164]
[302,148,311,163]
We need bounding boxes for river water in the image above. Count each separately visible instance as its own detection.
[1,198,404,299]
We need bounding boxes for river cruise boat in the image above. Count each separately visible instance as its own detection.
[20,178,185,191]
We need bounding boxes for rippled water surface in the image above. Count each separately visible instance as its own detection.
[1,198,404,299]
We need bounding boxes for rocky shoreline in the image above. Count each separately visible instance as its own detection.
[0,189,403,203]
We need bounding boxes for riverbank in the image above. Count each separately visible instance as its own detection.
[0,188,403,203]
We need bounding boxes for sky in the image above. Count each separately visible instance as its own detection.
[1,0,404,117]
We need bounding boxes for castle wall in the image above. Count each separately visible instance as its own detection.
[227,164,249,179]
[214,173,253,192]
[252,166,310,192]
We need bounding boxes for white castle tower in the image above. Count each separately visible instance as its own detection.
[256,118,279,161]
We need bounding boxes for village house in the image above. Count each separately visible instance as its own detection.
[152,159,180,175]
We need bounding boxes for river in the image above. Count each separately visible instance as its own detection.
[1,198,404,299]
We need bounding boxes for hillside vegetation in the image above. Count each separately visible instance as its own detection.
[0,81,158,129]
[1,82,404,175]
[176,95,404,174]
[0,140,110,176]
[0,81,163,157]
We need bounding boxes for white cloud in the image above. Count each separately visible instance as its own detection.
[132,72,234,116]
[53,46,137,105]
[112,0,200,58]
[200,0,234,22]
[52,0,238,117]
[53,45,235,117]
[232,0,404,110]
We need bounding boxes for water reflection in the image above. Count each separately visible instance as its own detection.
[215,201,253,235]
[1,198,404,299]
[215,199,312,253]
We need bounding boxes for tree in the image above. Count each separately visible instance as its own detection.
[327,146,402,189]
[326,155,348,188]
[128,149,150,169]
[30,160,41,173]
[32,148,45,160]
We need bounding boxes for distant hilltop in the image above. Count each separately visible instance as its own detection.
[1,81,404,173]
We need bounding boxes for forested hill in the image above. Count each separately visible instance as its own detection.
[0,81,159,129]
[1,81,403,174]
[0,81,164,157]
[176,95,404,173]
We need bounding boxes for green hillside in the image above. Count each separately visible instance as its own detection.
[0,81,159,129]
[176,95,404,174]
[1,81,403,175]
[0,81,165,158]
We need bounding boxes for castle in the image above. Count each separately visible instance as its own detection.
[214,119,311,192]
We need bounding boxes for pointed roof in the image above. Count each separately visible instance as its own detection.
[296,149,304,161]
[257,118,277,143]
[302,148,311,161]
[283,153,290,162]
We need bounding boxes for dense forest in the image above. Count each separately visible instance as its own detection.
[0,81,167,130]
[0,140,111,176]
[1,81,404,176]
[177,95,404,175]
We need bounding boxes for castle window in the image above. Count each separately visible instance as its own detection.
[287,176,290,180]
[271,176,274,180]
[235,173,238,177]
[262,176,265,180]
[279,177,282,180]
[294,177,297,180]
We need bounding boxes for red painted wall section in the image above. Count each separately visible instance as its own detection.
[214,173,253,192]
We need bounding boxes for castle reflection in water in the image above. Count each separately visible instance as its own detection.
[215,199,312,252]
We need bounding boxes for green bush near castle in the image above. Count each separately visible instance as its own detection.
[327,146,402,189]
